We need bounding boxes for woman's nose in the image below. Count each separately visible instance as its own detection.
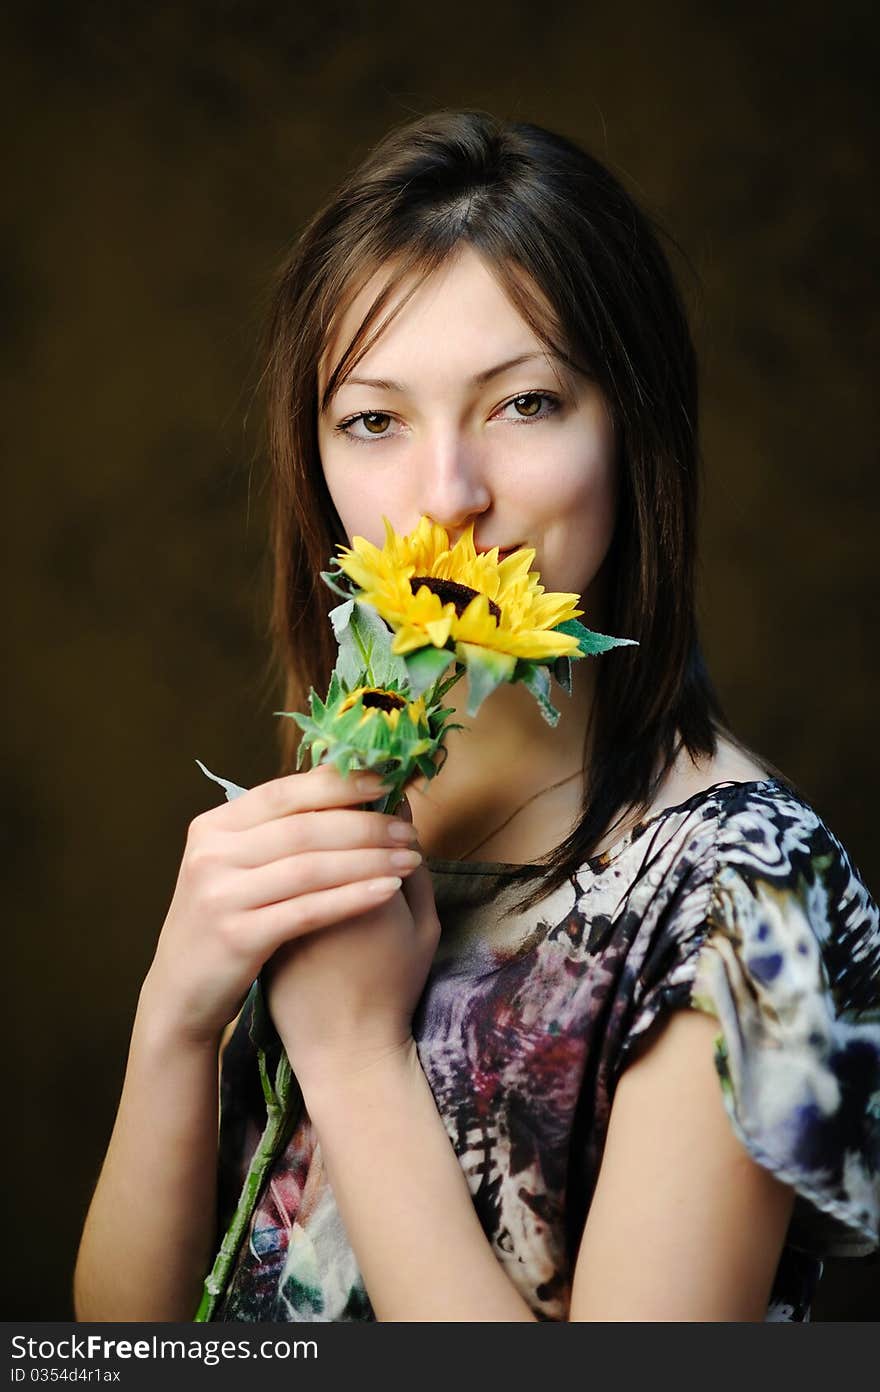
[416,433,492,527]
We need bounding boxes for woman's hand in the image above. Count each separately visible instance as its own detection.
[260,794,441,1095]
[143,763,423,1046]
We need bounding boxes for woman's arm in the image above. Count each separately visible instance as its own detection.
[569,1008,796,1321]
[72,972,223,1322]
[303,1042,539,1322]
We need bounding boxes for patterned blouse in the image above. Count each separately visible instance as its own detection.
[210,776,880,1322]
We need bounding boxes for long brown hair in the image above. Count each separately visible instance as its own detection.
[254,106,797,915]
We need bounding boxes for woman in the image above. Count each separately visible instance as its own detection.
[73,109,880,1322]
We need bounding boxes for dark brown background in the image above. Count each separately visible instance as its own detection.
[3,1,877,1321]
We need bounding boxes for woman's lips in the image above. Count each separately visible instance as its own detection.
[477,542,524,558]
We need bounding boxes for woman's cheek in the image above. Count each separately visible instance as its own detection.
[529,447,617,595]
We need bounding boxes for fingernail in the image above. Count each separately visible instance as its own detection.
[356,773,385,793]
[367,875,402,894]
[390,848,422,868]
[388,820,418,843]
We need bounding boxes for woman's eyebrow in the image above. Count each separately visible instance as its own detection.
[322,350,551,412]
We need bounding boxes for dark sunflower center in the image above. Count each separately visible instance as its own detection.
[410,575,501,623]
[358,688,406,712]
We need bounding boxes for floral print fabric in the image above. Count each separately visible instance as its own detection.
[211,777,880,1321]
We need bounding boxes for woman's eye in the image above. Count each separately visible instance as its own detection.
[497,391,560,422]
[334,410,397,443]
[333,391,560,445]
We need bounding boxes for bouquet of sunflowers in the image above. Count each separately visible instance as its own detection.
[193,514,637,1319]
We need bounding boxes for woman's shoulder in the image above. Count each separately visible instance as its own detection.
[647,731,773,825]
[609,734,869,898]
[708,776,879,1016]
[592,756,879,1022]
[628,759,877,950]
[613,760,880,1049]
[585,732,771,862]
[612,764,880,1258]
[680,756,876,933]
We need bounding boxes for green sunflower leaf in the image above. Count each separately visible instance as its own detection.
[403,643,455,698]
[429,705,459,725]
[551,654,573,695]
[328,599,355,642]
[454,642,517,717]
[319,567,355,601]
[554,618,640,657]
[415,753,439,781]
[194,759,249,802]
[324,670,345,706]
[442,721,467,737]
[248,974,281,1056]
[332,599,409,689]
[309,684,329,717]
[515,660,562,727]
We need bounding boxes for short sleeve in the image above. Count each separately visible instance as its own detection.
[617,786,880,1259]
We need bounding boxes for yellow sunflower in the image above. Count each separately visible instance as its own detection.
[333,515,584,662]
[279,669,457,806]
[337,685,428,732]
[323,514,637,722]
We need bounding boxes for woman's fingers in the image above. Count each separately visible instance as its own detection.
[153,761,429,1039]
[203,762,390,833]
[246,869,406,956]
[231,843,423,912]
[224,806,416,869]
[401,857,441,941]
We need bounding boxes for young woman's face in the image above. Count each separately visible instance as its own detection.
[316,244,618,608]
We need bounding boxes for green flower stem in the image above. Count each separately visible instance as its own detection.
[257,1044,280,1113]
[195,660,466,1322]
[432,662,466,703]
[194,1047,302,1322]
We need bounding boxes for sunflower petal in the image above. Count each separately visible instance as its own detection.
[390,625,433,656]
[424,615,454,646]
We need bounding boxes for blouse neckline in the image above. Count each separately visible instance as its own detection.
[424,777,782,878]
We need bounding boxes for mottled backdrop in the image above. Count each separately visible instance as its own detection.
[3,1,877,1319]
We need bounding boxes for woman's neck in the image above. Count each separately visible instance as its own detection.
[433,652,597,783]
[405,657,597,862]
